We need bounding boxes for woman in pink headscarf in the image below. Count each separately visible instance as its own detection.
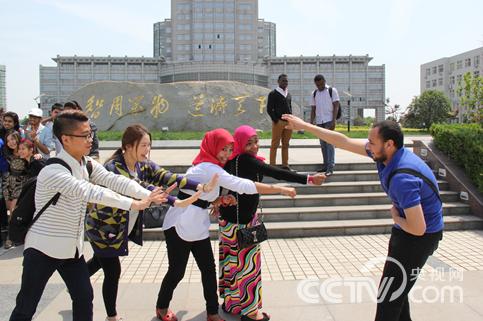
[218,125,326,321]
[156,128,296,321]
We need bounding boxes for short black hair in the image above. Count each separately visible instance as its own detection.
[53,110,89,145]
[51,103,63,112]
[372,120,404,149]
[63,101,78,110]
[278,74,288,81]
[314,74,325,82]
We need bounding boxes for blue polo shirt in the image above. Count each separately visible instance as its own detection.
[367,146,444,233]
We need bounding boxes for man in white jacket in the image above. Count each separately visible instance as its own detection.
[9,110,168,321]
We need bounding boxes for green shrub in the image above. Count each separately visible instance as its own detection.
[430,123,483,192]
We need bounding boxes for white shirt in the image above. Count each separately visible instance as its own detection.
[311,85,340,124]
[276,86,288,98]
[25,150,151,259]
[46,121,63,156]
[163,162,257,241]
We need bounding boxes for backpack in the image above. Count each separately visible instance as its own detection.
[386,168,442,204]
[313,87,341,120]
[8,158,93,244]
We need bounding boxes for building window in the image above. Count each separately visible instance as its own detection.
[426,81,431,89]
[438,64,444,73]
[475,55,480,66]
[426,68,431,76]
[465,58,471,67]
[449,63,455,72]
[475,71,480,77]
[432,66,437,74]
[432,79,437,87]
[456,60,463,69]
[438,78,443,86]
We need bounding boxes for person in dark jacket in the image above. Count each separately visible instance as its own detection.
[218,125,325,321]
[266,74,293,170]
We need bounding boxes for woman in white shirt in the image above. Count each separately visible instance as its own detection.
[156,128,296,321]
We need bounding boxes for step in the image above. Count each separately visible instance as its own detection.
[143,215,483,240]
[239,202,471,222]
[162,162,377,174]
[259,191,459,207]
[261,170,380,183]
[277,180,449,194]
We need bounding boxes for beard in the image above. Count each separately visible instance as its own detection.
[371,148,388,163]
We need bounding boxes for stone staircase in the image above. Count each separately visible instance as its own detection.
[144,162,483,240]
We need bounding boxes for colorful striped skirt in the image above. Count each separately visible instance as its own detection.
[218,215,262,316]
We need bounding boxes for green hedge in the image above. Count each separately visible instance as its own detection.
[430,123,483,192]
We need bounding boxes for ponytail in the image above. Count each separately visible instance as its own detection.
[104,147,123,165]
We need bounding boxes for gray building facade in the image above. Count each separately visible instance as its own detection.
[39,0,386,122]
[39,56,164,111]
[420,47,482,122]
[0,64,6,110]
[154,0,275,63]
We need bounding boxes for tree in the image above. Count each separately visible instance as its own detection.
[385,98,403,122]
[401,90,451,129]
[456,72,483,123]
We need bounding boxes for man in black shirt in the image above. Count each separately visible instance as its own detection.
[267,74,293,170]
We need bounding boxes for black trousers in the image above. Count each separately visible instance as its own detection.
[0,197,8,245]
[9,248,93,321]
[375,227,443,321]
[157,227,219,315]
[87,253,121,317]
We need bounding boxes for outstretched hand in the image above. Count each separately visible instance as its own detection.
[309,173,326,185]
[280,186,296,198]
[131,186,169,211]
[281,114,308,131]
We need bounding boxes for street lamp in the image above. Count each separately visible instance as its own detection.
[33,93,46,108]
[342,90,352,132]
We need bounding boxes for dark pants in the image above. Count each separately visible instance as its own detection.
[157,227,219,315]
[87,253,121,317]
[0,197,7,245]
[10,248,93,321]
[317,122,335,172]
[375,227,443,321]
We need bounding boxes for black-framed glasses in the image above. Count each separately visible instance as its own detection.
[64,131,94,141]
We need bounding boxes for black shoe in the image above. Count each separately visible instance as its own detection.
[317,166,327,173]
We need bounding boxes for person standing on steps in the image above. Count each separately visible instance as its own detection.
[310,74,340,176]
[267,74,293,171]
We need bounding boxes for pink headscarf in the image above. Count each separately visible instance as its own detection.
[192,128,235,167]
[230,125,265,162]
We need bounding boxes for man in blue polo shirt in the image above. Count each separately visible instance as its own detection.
[282,115,443,321]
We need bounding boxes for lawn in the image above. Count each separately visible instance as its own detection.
[98,126,429,140]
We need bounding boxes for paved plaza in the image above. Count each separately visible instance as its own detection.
[1,231,483,320]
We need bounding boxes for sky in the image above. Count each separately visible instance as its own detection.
[1,0,482,118]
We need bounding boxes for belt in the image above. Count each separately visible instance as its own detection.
[177,191,210,209]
